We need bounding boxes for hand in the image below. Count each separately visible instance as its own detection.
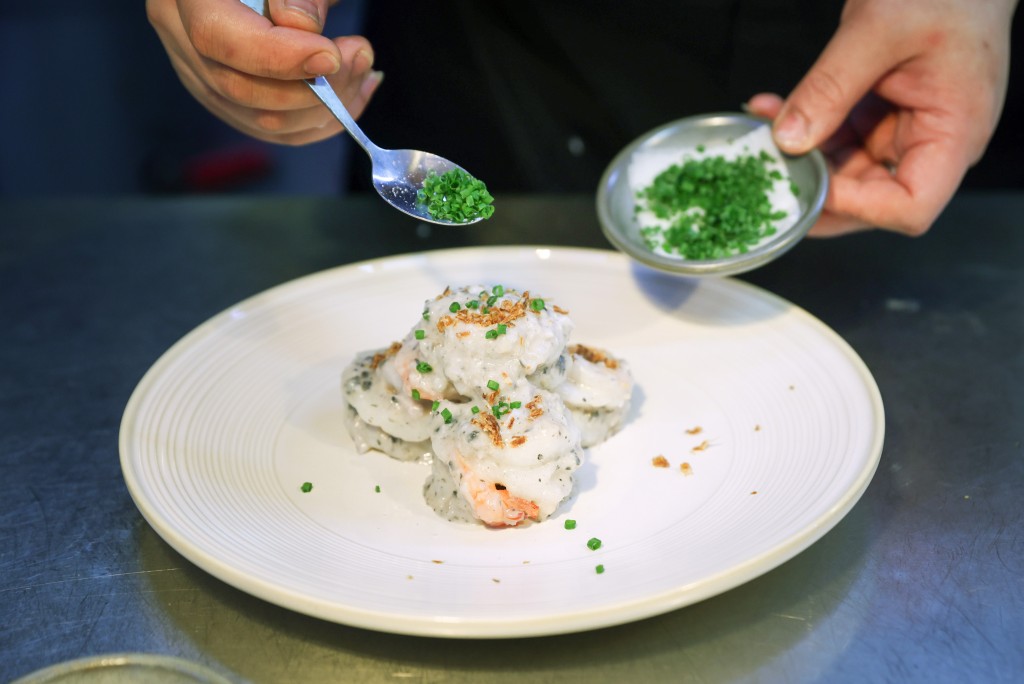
[747,0,1017,237]
[147,0,382,145]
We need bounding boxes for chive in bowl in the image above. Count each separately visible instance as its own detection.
[597,112,828,277]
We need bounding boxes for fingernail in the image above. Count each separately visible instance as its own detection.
[774,110,808,152]
[286,0,322,26]
[304,51,340,76]
[361,70,384,99]
[353,49,375,77]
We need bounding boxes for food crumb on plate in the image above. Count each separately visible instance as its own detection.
[652,455,670,468]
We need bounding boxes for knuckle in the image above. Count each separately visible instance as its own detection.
[891,207,936,237]
[145,0,164,30]
[186,13,222,61]
[214,70,257,107]
[801,68,847,113]
[252,110,291,135]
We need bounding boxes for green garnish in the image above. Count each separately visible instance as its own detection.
[422,309,430,321]
[530,298,545,312]
[411,389,421,401]
[595,564,605,574]
[431,400,440,411]
[587,537,602,551]
[375,485,381,493]
[486,379,500,391]
[449,301,461,313]
[414,329,425,340]
[496,323,507,335]
[634,151,790,260]
[466,300,480,309]
[485,330,498,340]
[471,405,481,414]
[509,400,521,409]
[492,285,504,296]
[416,361,433,373]
[416,169,495,223]
[564,519,577,530]
[440,408,453,424]
[301,482,313,493]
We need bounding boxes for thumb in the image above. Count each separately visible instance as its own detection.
[773,17,899,155]
[267,0,331,33]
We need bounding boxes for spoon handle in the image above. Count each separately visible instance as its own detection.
[304,77,381,156]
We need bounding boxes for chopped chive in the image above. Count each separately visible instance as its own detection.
[492,285,504,296]
[414,329,425,340]
[471,405,480,414]
[374,485,381,493]
[416,361,433,373]
[449,302,461,313]
[411,389,421,401]
[564,519,577,530]
[587,537,602,551]
[509,400,522,409]
[486,379,500,391]
[485,329,499,339]
[416,169,495,223]
[531,298,545,312]
[496,323,507,335]
[635,151,794,259]
[440,408,453,424]
[595,564,605,574]
[486,295,498,307]
[422,310,430,321]
[300,482,313,493]
[431,400,440,411]
[466,300,480,309]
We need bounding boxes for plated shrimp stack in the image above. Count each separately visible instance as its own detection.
[341,285,633,527]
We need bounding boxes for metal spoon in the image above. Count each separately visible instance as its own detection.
[240,0,483,225]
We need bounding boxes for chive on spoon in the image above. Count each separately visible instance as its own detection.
[240,0,484,225]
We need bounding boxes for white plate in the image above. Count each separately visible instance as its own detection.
[120,246,884,638]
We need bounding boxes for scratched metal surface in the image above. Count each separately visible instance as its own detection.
[1,194,1022,683]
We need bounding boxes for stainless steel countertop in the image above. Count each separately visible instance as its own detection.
[2,193,1021,683]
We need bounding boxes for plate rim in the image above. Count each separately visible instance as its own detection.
[119,244,885,638]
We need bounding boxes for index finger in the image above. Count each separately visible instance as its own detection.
[180,0,342,79]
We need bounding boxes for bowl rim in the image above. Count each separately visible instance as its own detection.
[596,111,829,277]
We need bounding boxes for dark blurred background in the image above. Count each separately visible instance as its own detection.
[1,0,1020,197]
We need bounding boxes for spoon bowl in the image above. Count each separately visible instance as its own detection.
[304,77,483,226]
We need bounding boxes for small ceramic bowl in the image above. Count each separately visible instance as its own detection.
[597,112,828,277]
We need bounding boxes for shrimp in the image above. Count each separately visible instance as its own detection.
[341,349,434,445]
[425,384,582,526]
[379,337,459,402]
[554,344,634,446]
[450,449,541,527]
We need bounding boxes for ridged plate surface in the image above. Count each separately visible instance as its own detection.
[120,246,884,638]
